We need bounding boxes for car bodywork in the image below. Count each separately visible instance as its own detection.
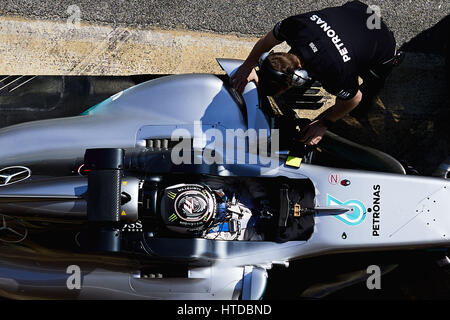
[0,59,448,300]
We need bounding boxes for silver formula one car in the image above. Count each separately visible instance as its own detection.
[0,59,449,300]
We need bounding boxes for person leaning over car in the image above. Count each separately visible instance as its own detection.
[231,0,401,146]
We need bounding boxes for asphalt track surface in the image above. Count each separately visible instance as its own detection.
[1,0,449,47]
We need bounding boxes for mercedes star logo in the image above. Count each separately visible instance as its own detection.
[0,166,31,186]
[0,214,28,243]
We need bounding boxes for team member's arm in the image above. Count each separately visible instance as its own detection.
[320,89,363,122]
[300,88,362,146]
[231,30,282,93]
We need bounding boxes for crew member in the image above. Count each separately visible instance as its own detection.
[231,1,403,145]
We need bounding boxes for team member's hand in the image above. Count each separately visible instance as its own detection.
[299,119,327,146]
[230,64,259,94]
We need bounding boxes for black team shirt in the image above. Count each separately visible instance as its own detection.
[273,0,396,100]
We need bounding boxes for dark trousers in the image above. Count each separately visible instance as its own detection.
[351,28,398,118]
[350,62,395,118]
